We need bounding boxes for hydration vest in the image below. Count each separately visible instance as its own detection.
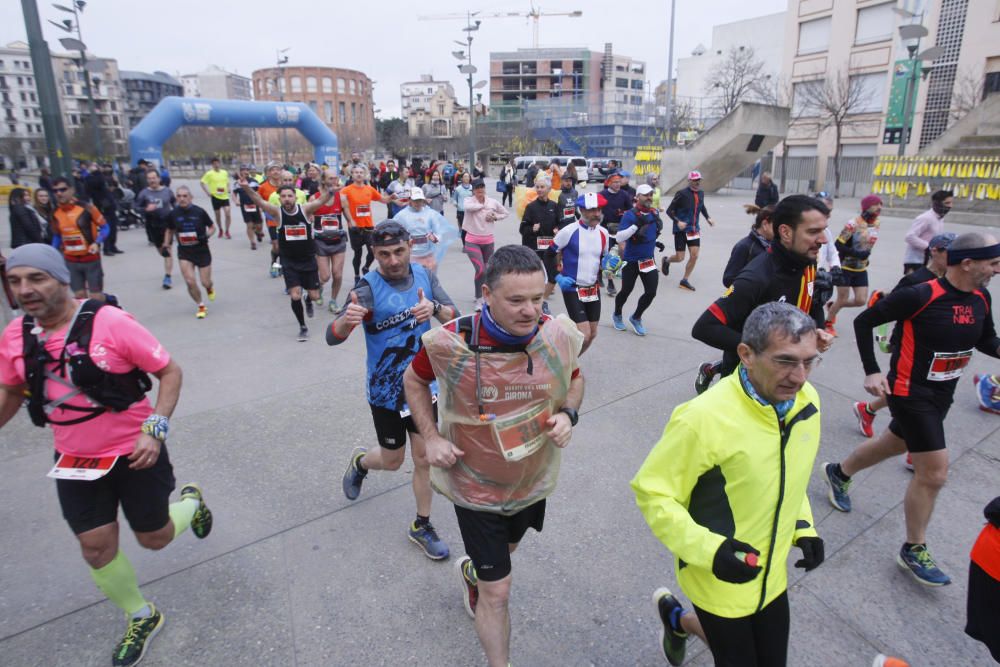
[21,300,152,427]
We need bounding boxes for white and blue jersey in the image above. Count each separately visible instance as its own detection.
[553,222,609,287]
[391,206,448,258]
[361,264,438,412]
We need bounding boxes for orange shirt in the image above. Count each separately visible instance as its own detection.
[53,202,105,261]
[340,183,382,229]
[258,180,279,227]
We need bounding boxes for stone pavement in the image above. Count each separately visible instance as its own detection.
[1,182,998,666]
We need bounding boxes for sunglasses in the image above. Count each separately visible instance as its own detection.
[53,187,69,193]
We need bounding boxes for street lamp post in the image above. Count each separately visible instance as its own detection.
[454,14,481,170]
[275,48,290,165]
[663,0,676,146]
[897,23,940,157]
[51,1,102,160]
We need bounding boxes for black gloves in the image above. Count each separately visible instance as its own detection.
[794,536,825,571]
[712,538,762,584]
[655,241,666,252]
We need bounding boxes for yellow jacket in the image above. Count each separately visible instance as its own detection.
[631,370,820,617]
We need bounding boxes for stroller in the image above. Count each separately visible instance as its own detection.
[113,186,144,230]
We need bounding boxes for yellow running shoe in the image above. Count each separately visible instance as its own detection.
[207,288,216,302]
[196,305,207,319]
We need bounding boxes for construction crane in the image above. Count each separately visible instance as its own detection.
[418,6,583,48]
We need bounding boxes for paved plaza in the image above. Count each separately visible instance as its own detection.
[1,183,998,666]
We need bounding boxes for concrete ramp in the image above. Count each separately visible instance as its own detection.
[660,102,790,193]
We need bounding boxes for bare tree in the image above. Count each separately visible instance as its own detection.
[758,76,810,194]
[705,46,769,117]
[799,70,873,197]
[951,66,986,122]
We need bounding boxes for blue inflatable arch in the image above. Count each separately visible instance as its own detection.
[128,96,339,169]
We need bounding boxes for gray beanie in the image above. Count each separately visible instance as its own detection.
[6,243,71,284]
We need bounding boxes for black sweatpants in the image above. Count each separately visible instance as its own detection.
[694,592,790,667]
[613,260,658,319]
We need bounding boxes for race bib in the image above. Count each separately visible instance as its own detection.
[47,454,118,481]
[64,235,87,252]
[686,230,700,241]
[284,224,308,240]
[927,350,972,381]
[215,187,225,195]
[577,285,599,302]
[638,258,656,273]
[355,204,371,218]
[411,234,429,245]
[320,215,340,232]
[399,394,437,419]
[244,204,257,213]
[492,403,552,462]
[536,237,554,251]
[178,230,199,246]
[563,207,576,219]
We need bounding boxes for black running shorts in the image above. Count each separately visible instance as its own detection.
[177,245,212,268]
[281,256,320,290]
[210,197,230,211]
[561,288,601,323]
[673,231,700,252]
[56,444,176,535]
[838,269,869,288]
[454,500,546,582]
[887,392,953,453]
[369,403,436,451]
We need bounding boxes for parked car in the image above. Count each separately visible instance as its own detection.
[514,156,550,184]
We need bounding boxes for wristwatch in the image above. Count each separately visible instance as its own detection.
[432,300,442,316]
[559,407,579,427]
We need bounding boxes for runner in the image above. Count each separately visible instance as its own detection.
[823,232,1000,587]
[453,172,475,245]
[663,170,715,291]
[634,302,824,667]
[966,496,1000,662]
[692,195,833,378]
[422,170,448,215]
[462,179,510,309]
[331,221,458,559]
[134,169,177,289]
[519,175,561,314]
[199,157,231,239]
[49,177,108,301]
[852,232,956,441]
[612,183,664,336]
[266,171,308,278]
[386,169,413,218]
[311,172,347,313]
[240,177,335,341]
[298,163,321,197]
[598,172,632,297]
[557,172,579,221]
[903,190,953,274]
[391,187,453,274]
[0,244,212,667]
[164,186,216,319]
[825,195,882,336]
[442,161,457,197]
[551,191,610,354]
[231,164,264,250]
[258,160,283,274]
[403,245,585,667]
[341,165,392,283]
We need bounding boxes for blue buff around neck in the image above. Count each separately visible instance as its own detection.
[480,305,537,346]
[739,365,795,420]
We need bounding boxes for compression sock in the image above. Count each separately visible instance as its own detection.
[290,298,305,327]
[169,497,199,538]
[90,551,149,617]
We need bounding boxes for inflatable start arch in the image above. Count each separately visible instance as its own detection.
[128,97,339,169]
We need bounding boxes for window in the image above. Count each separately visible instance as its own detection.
[110,101,117,111]
[849,72,888,114]
[64,84,74,95]
[324,100,333,122]
[351,102,356,124]
[308,100,317,114]
[792,80,822,116]
[338,101,346,124]
[337,78,346,93]
[29,92,35,102]
[17,76,23,85]
[322,77,332,93]
[7,124,15,134]
[359,104,365,121]
[631,79,644,90]
[615,77,629,88]
[290,76,301,93]
[797,17,832,55]
[438,102,445,115]
[277,77,286,94]
[349,80,356,95]
[19,92,25,102]
[855,3,894,45]
[22,109,29,118]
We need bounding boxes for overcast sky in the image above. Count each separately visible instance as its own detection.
[4,0,788,117]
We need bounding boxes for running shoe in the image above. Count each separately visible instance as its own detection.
[179,483,213,539]
[974,374,1000,414]
[896,543,951,586]
[653,587,688,667]
[695,361,716,395]
[256,232,264,242]
[329,299,339,314]
[903,453,914,471]
[661,257,670,276]
[270,263,281,278]
[872,655,910,667]
[606,280,617,297]
[112,604,164,667]
[196,305,207,320]
[342,447,368,500]
[853,401,875,438]
[207,288,216,302]
[305,299,314,318]
[297,326,309,342]
[541,301,551,316]
[456,555,479,619]
[408,521,450,560]
[225,231,232,239]
[612,314,626,331]
[678,279,695,291]
[629,316,647,336]
[251,242,257,250]
[162,275,172,290]
[314,296,324,307]
[822,461,852,512]
[824,321,837,337]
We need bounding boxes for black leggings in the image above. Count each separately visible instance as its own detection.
[613,261,658,318]
[694,592,789,667]
[501,187,514,207]
[349,227,374,277]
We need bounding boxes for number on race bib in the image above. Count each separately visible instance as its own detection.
[638,258,656,273]
[284,224,308,240]
[47,454,118,481]
[178,231,199,246]
[492,404,552,462]
[244,204,257,213]
[927,350,972,381]
[577,286,599,302]
[356,204,371,218]
[686,230,700,241]
[536,237,554,251]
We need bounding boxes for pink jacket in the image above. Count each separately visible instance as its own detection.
[462,196,509,240]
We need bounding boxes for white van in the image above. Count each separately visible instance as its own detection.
[514,156,550,184]
[548,156,588,185]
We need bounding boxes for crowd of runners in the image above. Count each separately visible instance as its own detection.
[2,155,999,667]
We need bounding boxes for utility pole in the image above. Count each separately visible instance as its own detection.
[21,0,73,175]
[51,0,102,159]
[276,48,290,165]
[663,0,676,147]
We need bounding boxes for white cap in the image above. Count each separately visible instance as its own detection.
[636,184,654,195]
[688,170,702,180]
[409,187,425,200]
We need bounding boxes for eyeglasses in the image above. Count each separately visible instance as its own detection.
[53,187,69,193]
[767,354,822,372]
